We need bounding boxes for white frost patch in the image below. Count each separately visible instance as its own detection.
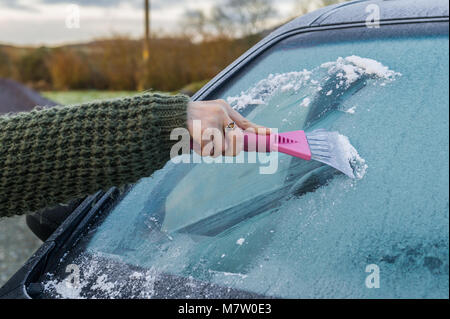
[300,97,311,107]
[129,271,144,280]
[335,133,368,179]
[345,106,357,114]
[227,94,264,110]
[42,253,159,299]
[236,238,245,245]
[281,83,294,92]
[44,277,84,299]
[91,275,118,297]
[345,55,401,78]
[310,130,367,179]
[321,56,401,88]
[209,270,248,279]
[227,70,313,110]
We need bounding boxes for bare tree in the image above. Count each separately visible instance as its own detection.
[182,0,277,39]
[292,0,347,17]
[210,6,237,38]
[181,9,209,40]
[212,0,277,37]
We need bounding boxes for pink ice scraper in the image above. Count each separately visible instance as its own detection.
[243,129,356,178]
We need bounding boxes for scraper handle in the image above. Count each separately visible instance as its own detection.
[190,132,274,152]
[243,131,274,152]
[245,130,312,160]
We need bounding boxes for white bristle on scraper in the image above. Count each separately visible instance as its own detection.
[306,129,356,178]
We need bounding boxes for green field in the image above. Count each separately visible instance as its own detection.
[40,79,209,105]
[41,90,139,105]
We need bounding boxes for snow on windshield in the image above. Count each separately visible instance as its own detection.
[227,55,400,114]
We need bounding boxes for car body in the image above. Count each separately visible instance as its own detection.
[1,0,448,299]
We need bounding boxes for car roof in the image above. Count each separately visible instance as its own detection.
[271,0,449,37]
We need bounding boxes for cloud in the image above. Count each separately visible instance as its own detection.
[37,0,189,10]
[39,0,141,7]
[0,0,298,45]
[0,0,208,10]
[0,0,40,11]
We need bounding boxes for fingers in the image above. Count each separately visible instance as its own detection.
[222,112,244,157]
[246,123,271,135]
[194,112,242,157]
[188,101,224,156]
[218,99,271,135]
[191,141,202,156]
[192,126,225,157]
[224,128,244,157]
[202,127,225,158]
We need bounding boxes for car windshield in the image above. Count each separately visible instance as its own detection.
[42,26,449,298]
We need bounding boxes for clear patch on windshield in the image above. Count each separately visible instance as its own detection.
[227,55,400,127]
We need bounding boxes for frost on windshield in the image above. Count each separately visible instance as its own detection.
[43,254,158,299]
[42,248,261,299]
[41,36,448,299]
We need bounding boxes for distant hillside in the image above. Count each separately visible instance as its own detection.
[0,34,262,92]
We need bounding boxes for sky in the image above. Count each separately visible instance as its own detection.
[0,0,304,46]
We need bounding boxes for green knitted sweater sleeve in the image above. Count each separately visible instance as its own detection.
[0,93,189,217]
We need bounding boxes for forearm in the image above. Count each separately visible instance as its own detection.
[0,93,188,217]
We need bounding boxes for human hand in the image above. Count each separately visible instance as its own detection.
[187,99,270,157]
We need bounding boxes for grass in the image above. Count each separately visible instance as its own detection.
[41,90,139,105]
[40,80,211,105]
[179,79,210,95]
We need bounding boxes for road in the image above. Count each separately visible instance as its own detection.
[0,78,55,287]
